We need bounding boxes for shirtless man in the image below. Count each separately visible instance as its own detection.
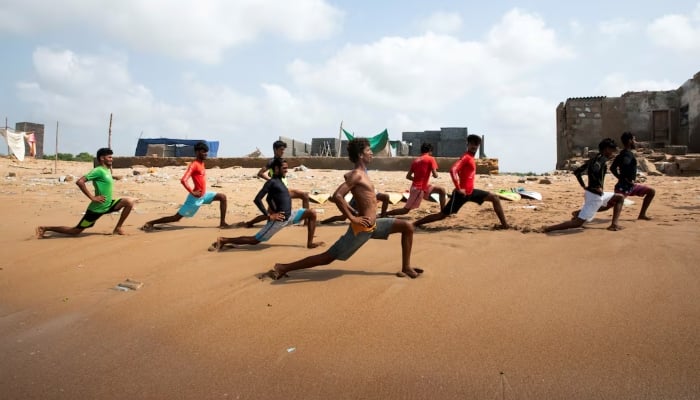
[261,138,422,280]
[240,140,310,227]
[141,141,229,230]
[211,159,323,250]
[36,148,136,238]
[413,135,508,229]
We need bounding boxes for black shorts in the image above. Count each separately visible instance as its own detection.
[441,189,489,215]
[75,199,121,229]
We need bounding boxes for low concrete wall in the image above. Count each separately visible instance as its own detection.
[113,156,499,174]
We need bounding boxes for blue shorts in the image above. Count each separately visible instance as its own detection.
[254,209,306,242]
[328,218,394,261]
[178,192,217,218]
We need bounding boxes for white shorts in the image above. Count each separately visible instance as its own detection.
[578,191,615,222]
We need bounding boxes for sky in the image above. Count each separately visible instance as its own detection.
[1,0,699,172]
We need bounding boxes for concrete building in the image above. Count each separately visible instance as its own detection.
[556,71,700,169]
[15,122,45,158]
[401,127,470,157]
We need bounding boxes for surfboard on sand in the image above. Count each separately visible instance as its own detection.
[514,187,543,201]
[386,192,404,205]
[402,190,441,203]
[496,189,521,201]
[308,193,330,204]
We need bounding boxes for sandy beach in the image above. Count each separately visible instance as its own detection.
[1,157,699,399]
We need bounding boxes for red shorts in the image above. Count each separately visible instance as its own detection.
[614,183,652,197]
[404,185,433,209]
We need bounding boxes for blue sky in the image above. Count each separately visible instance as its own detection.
[1,0,699,172]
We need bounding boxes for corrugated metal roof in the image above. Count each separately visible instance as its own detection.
[565,96,607,101]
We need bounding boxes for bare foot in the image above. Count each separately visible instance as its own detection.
[208,239,222,252]
[112,227,127,235]
[139,224,154,232]
[307,241,325,249]
[607,224,623,231]
[259,264,288,280]
[492,224,509,230]
[638,215,652,221]
[36,226,46,239]
[218,223,232,229]
[396,267,423,279]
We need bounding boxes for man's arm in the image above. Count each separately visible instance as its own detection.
[573,162,588,189]
[610,154,622,180]
[180,162,197,195]
[76,176,103,203]
[331,171,363,223]
[449,160,463,192]
[405,170,414,181]
[253,181,272,216]
[256,165,271,181]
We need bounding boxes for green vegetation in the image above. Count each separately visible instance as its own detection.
[41,152,94,162]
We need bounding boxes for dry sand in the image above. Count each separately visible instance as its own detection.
[1,157,699,399]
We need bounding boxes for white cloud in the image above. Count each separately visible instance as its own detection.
[647,5,700,52]
[598,18,637,37]
[596,73,678,95]
[480,95,557,172]
[0,0,343,63]
[418,11,463,34]
[485,9,575,69]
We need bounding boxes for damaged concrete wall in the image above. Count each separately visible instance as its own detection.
[556,71,700,169]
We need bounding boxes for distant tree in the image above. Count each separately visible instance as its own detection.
[42,153,76,161]
[75,152,93,162]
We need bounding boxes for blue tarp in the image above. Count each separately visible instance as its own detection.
[135,138,219,157]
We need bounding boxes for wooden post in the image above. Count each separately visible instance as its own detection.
[337,120,343,157]
[54,121,59,173]
[108,113,113,148]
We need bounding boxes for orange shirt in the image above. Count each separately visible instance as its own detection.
[410,153,438,190]
[181,159,206,195]
[450,152,475,195]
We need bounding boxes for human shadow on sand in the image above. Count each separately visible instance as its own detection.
[261,268,396,284]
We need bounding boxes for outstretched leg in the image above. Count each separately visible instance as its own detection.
[320,215,347,225]
[238,214,267,228]
[413,211,446,227]
[36,225,85,238]
[385,207,410,217]
[267,251,337,279]
[142,213,183,230]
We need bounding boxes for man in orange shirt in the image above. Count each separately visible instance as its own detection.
[413,135,508,229]
[385,142,446,216]
[141,142,229,231]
